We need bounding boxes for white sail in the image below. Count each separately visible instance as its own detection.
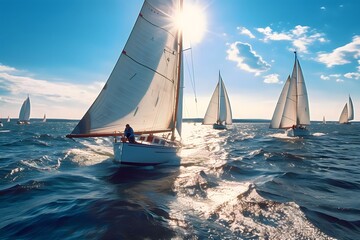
[339,103,348,124]
[279,63,297,128]
[203,82,220,125]
[19,96,31,122]
[175,53,184,136]
[7,116,10,122]
[203,72,232,125]
[43,114,47,122]
[270,76,290,129]
[270,52,310,130]
[70,0,182,137]
[348,95,354,121]
[322,116,326,124]
[295,59,310,125]
[223,80,233,124]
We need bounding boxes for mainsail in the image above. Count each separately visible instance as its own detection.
[203,72,232,125]
[339,95,354,124]
[339,103,348,124]
[348,95,354,121]
[270,52,310,129]
[69,0,183,138]
[19,96,31,122]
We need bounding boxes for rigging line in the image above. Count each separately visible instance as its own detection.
[122,52,175,83]
[183,44,199,115]
[189,44,199,117]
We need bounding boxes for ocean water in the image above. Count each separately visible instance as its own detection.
[0,119,359,239]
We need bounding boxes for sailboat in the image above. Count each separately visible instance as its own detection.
[339,95,354,124]
[322,116,326,124]
[7,116,10,122]
[17,96,31,125]
[67,0,184,166]
[270,52,310,137]
[203,71,233,130]
[43,114,47,122]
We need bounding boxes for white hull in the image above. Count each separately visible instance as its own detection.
[113,136,180,166]
[213,123,227,130]
[286,127,310,137]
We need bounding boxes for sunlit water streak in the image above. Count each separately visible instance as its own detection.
[0,120,359,239]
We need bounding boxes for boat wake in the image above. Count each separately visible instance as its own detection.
[171,169,334,239]
[312,132,326,137]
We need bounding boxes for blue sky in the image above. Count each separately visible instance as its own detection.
[0,0,359,121]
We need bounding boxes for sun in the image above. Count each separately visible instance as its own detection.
[175,1,207,44]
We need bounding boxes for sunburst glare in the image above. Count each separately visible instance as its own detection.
[174,1,207,44]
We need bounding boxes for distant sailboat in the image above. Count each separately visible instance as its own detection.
[43,114,47,122]
[7,116,10,122]
[270,52,310,137]
[0,117,3,127]
[67,0,184,166]
[322,116,326,124]
[17,96,31,125]
[339,95,354,124]
[203,71,233,130]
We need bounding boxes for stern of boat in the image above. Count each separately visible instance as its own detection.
[286,127,310,137]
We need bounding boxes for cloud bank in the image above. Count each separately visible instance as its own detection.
[316,35,360,67]
[0,64,103,119]
[256,25,326,53]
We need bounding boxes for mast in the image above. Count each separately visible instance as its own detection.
[294,51,300,126]
[171,0,183,141]
[217,71,221,122]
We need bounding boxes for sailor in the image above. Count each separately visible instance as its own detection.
[124,124,136,143]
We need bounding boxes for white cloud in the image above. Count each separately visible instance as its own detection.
[256,27,292,41]
[344,72,360,80]
[256,25,326,53]
[316,35,360,67]
[0,64,16,72]
[263,74,282,84]
[226,41,271,75]
[0,64,103,119]
[320,74,330,80]
[237,26,255,38]
[292,26,309,36]
[320,73,349,82]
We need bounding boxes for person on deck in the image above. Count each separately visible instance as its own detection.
[124,124,136,143]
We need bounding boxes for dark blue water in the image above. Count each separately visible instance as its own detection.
[0,120,359,239]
